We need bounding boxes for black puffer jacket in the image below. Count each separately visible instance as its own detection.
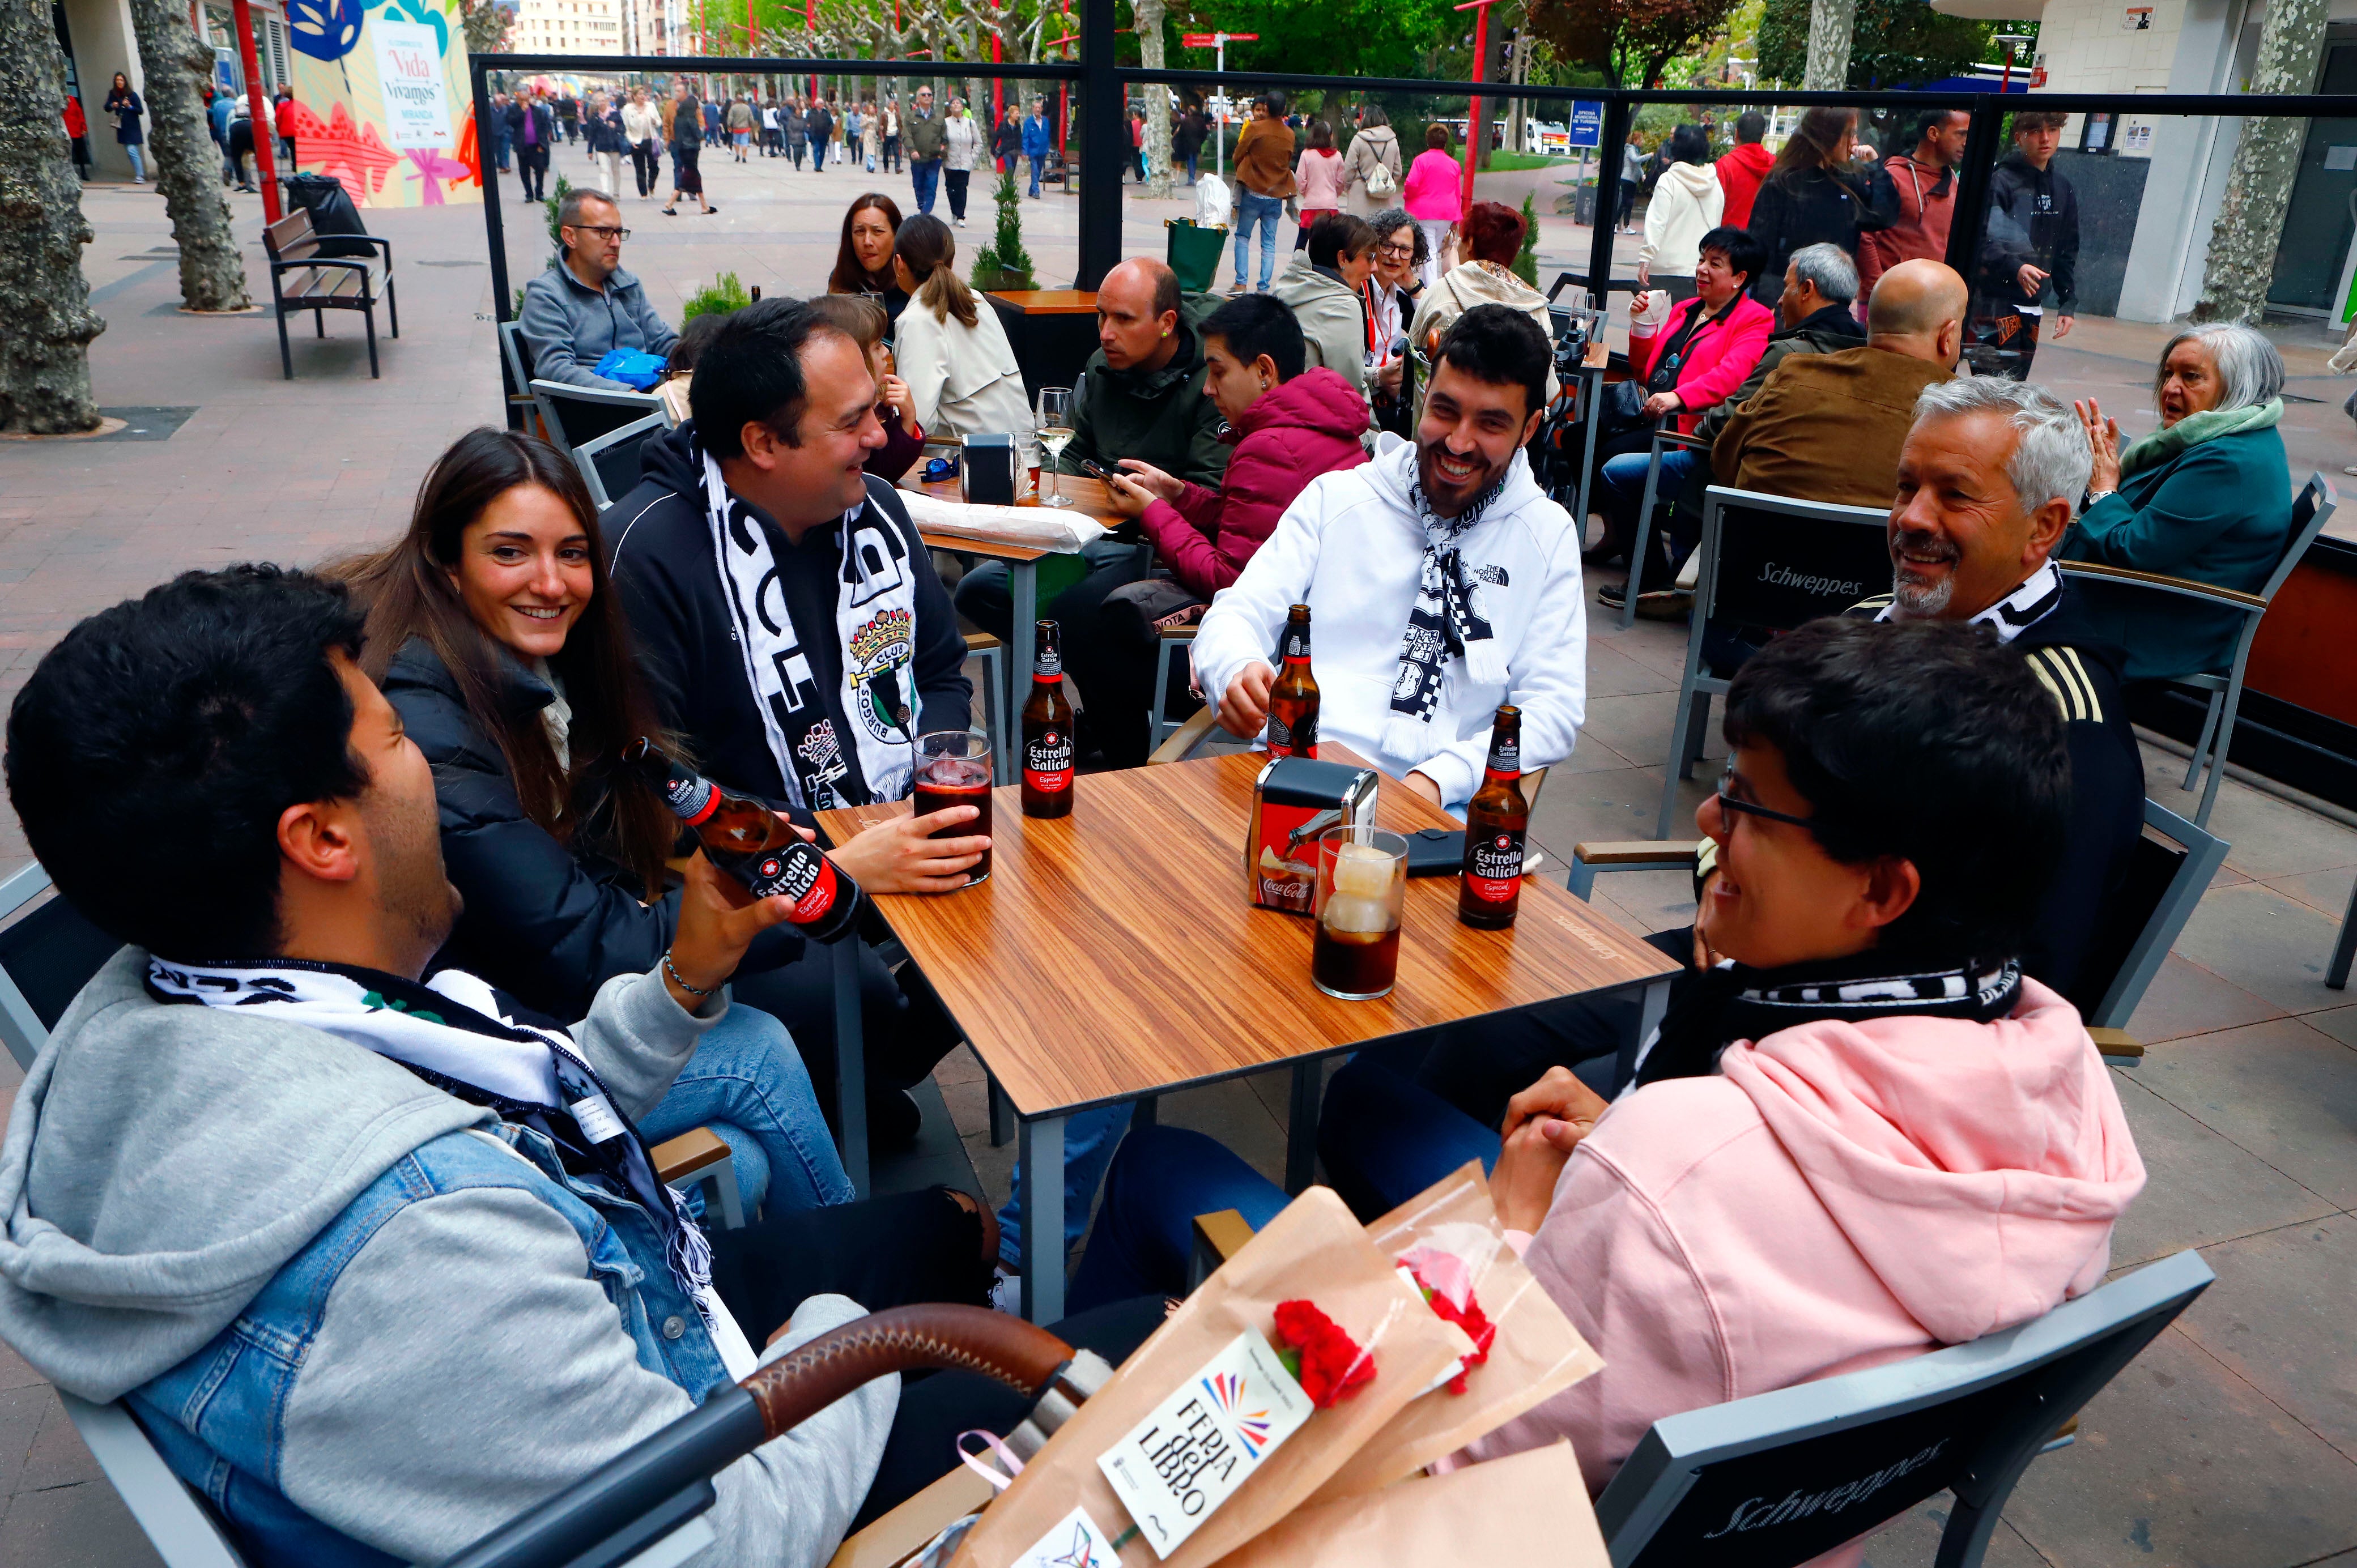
[1977,152,2080,313]
[384,637,801,1020]
[1743,164,1897,307]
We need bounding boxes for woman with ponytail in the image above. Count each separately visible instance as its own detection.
[888,214,1032,441]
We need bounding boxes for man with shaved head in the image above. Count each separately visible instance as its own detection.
[954,256,1228,642]
[1708,258,1968,508]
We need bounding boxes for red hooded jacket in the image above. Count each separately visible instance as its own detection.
[1715,140,1775,229]
[1138,366,1369,600]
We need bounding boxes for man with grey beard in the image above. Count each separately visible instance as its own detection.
[1851,377,2144,1000]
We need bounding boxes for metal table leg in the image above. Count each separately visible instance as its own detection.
[831,938,869,1199]
[1005,559,1037,783]
[988,1071,1014,1146]
[1575,366,1603,544]
[1610,975,1674,1094]
[1018,1114,1066,1324]
[1284,1061,1321,1194]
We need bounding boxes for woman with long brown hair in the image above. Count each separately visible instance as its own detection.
[888,214,1030,441]
[827,191,909,322]
[1742,106,1896,306]
[334,426,853,1215]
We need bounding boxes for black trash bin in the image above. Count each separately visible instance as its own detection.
[281,171,373,257]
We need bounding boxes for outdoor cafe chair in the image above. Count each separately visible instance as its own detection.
[1184,1215,2210,1568]
[527,377,673,462]
[572,410,672,511]
[1655,485,1894,840]
[1618,418,1714,632]
[2057,471,2336,828]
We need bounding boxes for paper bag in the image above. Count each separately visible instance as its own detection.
[948,1188,1471,1568]
[1309,1162,1603,1503]
[1216,1441,1609,1568]
[897,487,1108,553]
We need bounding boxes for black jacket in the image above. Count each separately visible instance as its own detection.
[381,637,802,1020]
[604,422,973,820]
[672,97,704,152]
[1979,152,2080,313]
[1743,165,1897,307]
[1848,579,2145,1004]
[504,100,556,154]
[585,105,628,155]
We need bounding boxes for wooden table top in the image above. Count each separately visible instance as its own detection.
[816,745,1679,1118]
[986,289,1100,315]
[905,475,1124,563]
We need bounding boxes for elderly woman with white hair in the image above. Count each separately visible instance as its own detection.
[2067,322,2293,681]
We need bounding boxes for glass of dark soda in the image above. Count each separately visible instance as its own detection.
[913,730,994,887]
[1311,826,1407,1000]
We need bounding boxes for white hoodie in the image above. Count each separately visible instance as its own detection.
[1639,160,1727,277]
[1191,435,1587,811]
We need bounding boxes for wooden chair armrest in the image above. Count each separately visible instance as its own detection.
[651,1126,731,1184]
[2057,560,2269,612]
[1193,1208,1254,1264]
[2088,1026,2144,1065]
[1573,840,1704,867]
[1148,704,1220,765]
[1157,622,1201,640]
[961,629,1002,651]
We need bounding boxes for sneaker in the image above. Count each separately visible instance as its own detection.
[1597,581,1628,608]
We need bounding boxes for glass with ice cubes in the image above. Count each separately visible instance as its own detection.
[1311,825,1408,1000]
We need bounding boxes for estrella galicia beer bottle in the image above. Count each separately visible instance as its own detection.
[1266,603,1320,759]
[625,739,863,943]
[1458,706,1529,929]
[1021,619,1075,818]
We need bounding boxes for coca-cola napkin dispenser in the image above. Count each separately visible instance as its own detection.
[959,433,1018,506]
[1247,757,1379,914]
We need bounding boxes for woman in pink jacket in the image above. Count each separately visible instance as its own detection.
[1594,223,1775,605]
[1401,122,1464,288]
[1086,294,1368,765]
[1294,119,1348,249]
[1062,619,2146,1556]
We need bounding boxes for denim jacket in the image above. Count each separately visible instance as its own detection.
[131,1124,727,1566]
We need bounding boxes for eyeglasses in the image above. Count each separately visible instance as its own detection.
[922,454,960,482]
[1714,762,1814,829]
[571,225,631,241]
[1377,242,1415,260]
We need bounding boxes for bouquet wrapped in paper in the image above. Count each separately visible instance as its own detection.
[948,1187,1471,1568]
[1218,1441,1607,1568]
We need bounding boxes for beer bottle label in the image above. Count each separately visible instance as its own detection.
[1484,734,1520,779]
[1283,630,1309,661]
[1265,713,1316,760]
[729,840,840,925]
[1036,646,1063,679]
[1024,725,1074,794]
[1463,827,1527,903]
[657,771,720,828]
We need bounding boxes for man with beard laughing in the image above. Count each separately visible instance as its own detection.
[1849,375,2145,1000]
[1192,304,1588,815]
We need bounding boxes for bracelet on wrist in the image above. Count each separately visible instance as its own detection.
[661,949,719,999]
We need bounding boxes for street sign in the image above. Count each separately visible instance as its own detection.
[1181,31,1256,45]
[1569,101,1602,148]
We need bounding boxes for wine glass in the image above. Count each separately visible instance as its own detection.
[1035,386,1074,508]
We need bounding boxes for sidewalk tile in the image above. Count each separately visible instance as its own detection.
[2104,1075,2337,1266]
[2126,955,2287,1043]
[2172,1215,2357,1461]
[2170,883,2347,1015]
[2129,1019,2357,1208]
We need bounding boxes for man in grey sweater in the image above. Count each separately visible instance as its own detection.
[0,566,914,1566]
[520,186,680,389]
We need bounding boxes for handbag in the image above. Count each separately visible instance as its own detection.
[1595,379,1653,441]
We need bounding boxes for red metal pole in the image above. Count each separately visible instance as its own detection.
[229,0,280,221]
[808,0,817,103]
[1457,0,1490,211]
[992,32,1003,164]
[747,0,756,55]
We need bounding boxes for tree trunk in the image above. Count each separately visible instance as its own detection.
[129,0,252,310]
[1803,0,1855,91]
[2195,0,2328,323]
[0,0,105,432]
[1134,0,1169,198]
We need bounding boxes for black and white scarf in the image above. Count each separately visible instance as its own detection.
[700,447,920,811]
[145,957,755,1377]
[1878,560,2062,645]
[1381,469,1511,762]
[1633,949,2023,1089]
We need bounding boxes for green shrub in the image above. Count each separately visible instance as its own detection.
[682,271,754,322]
[1513,190,1541,288]
[971,169,1036,291]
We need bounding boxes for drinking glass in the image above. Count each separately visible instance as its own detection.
[1035,385,1074,508]
[913,730,994,887]
[1311,826,1407,1000]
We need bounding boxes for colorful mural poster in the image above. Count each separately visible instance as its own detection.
[284,0,479,208]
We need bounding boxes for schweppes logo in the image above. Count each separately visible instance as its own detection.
[849,607,913,666]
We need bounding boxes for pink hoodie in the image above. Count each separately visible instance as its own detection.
[1465,978,2146,1498]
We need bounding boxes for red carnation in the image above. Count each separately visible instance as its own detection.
[1404,1262,1496,1395]
[1272,1299,1375,1408]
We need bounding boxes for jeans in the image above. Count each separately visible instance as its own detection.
[994,1101,1140,1271]
[496,130,511,172]
[1599,446,1702,593]
[1233,189,1284,290]
[911,156,942,213]
[636,1001,854,1215]
[1028,152,1045,196]
[945,168,970,219]
[951,536,1151,648]
[884,133,901,171]
[124,144,145,181]
[630,141,658,196]
[789,136,806,169]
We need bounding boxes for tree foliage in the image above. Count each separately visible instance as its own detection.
[1525,0,1745,88]
[1756,0,2013,87]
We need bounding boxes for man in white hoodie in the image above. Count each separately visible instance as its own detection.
[1192,303,1585,813]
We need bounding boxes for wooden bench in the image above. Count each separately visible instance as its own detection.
[261,207,399,380]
